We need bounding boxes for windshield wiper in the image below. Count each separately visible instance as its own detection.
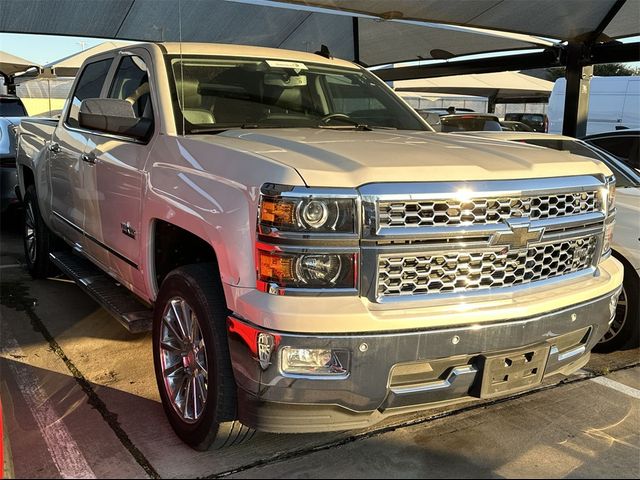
[189,124,265,134]
[318,124,373,131]
[317,124,398,131]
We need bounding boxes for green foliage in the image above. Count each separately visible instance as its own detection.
[545,63,640,82]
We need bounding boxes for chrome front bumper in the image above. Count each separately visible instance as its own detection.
[228,288,621,433]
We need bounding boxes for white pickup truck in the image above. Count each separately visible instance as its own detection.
[17,42,623,450]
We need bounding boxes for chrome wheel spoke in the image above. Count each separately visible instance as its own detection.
[164,361,184,377]
[160,340,182,353]
[163,312,185,344]
[172,300,190,340]
[25,204,37,263]
[195,359,208,379]
[191,377,200,419]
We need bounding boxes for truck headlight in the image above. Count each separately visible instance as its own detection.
[259,191,356,234]
[601,175,616,257]
[258,249,357,291]
[257,185,359,294]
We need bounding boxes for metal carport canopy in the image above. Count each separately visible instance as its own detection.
[0,0,564,67]
[1,1,638,71]
[1,0,638,136]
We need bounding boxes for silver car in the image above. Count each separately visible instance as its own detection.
[0,117,21,214]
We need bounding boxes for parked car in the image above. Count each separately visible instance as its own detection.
[17,42,623,450]
[0,117,22,214]
[504,113,547,132]
[457,131,639,352]
[440,113,502,132]
[500,120,533,132]
[583,129,639,171]
[548,76,640,135]
[0,95,27,117]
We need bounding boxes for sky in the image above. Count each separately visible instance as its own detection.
[0,31,638,70]
[0,33,134,65]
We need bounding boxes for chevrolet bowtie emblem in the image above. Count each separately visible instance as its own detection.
[492,220,544,250]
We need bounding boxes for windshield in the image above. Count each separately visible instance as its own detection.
[166,56,428,133]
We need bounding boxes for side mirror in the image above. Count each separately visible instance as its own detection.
[78,98,152,140]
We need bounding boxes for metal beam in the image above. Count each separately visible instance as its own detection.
[374,48,562,81]
[562,43,593,138]
[586,0,627,43]
[590,41,640,64]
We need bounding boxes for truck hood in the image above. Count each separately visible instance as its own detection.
[193,128,612,187]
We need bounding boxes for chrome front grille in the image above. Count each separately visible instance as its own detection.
[377,235,598,297]
[360,176,608,302]
[378,191,600,228]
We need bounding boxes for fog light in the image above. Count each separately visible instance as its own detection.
[280,347,348,376]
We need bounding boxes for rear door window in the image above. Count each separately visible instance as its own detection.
[0,99,27,116]
[66,58,113,128]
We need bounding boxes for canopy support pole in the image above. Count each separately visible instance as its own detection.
[1,73,16,95]
[562,43,593,138]
[487,93,497,113]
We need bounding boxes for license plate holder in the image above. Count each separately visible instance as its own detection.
[477,345,551,399]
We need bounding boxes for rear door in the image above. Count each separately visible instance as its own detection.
[82,51,155,293]
[50,57,113,247]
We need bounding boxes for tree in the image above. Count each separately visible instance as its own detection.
[545,63,640,81]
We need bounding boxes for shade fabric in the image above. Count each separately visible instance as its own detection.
[0,0,544,67]
[0,0,637,69]
[393,71,554,102]
[274,0,640,41]
[0,50,39,76]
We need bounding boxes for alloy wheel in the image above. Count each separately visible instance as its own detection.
[600,286,628,343]
[159,297,208,424]
[25,201,37,264]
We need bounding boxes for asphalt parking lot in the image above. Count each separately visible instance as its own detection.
[1,211,639,479]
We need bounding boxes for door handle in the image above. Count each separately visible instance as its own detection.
[48,142,61,154]
[81,153,96,165]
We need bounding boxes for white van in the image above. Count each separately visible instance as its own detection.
[548,76,640,135]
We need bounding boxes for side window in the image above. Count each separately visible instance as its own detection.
[109,56,153,121]
[66,58,113,128]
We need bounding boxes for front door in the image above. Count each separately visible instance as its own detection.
[82,53,155,295]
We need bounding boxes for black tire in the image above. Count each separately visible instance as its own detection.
[23,185,57,278]
[593,259,639,353]
[152,263,254,450]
